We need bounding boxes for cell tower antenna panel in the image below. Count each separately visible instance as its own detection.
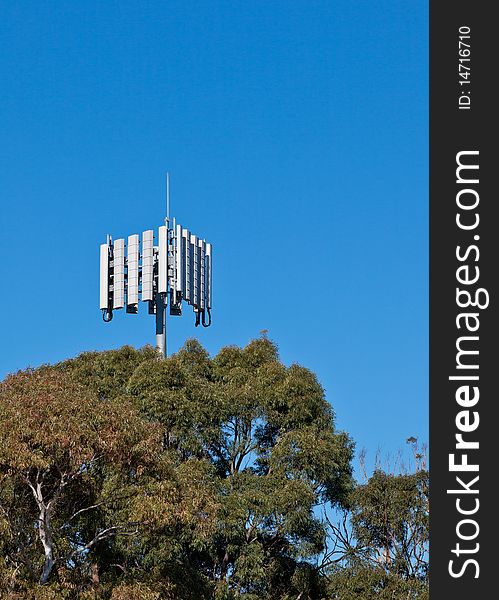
[142,230,154,302]
[175,224,183,294]
[205,243,213,309]
[183,228,191,303]
[127,234,139,308]
[99,178,213,357]
[113,239,125,309]
[99,243,110,310]
[158,225,168,294]
[191,234,199,309]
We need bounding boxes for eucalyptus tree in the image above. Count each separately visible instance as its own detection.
[0,339,354,599]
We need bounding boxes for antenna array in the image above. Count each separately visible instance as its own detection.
[99,213,212,357]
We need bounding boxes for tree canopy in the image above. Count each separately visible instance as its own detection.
[0,338,427,599]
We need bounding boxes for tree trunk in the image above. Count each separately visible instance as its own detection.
[92,562,100,584]
[38,504,56,584]
[28,476,57,585]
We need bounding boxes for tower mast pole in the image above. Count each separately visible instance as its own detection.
[155,172,170,358]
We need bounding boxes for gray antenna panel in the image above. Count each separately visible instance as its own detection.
[198,239,206,310]
[191,234,199,308]
[113,238,125,309]
[205,243,212,309]
[175,223,183,294]
[158,225,168,294]
[127,234,139,306]
[183,228,191,302]
[142,230,154,301]
[99,242,110,310]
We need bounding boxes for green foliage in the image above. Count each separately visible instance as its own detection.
[325,564,429,600]
[350,469,429,580]
[60,344,158,401]
[0,337,427,598]
[124,337,354,598]
[0,363,162,594]
[322,461,429,599]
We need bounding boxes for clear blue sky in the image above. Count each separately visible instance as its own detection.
[0,1,428,470]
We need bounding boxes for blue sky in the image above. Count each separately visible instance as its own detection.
[0,1,428,471]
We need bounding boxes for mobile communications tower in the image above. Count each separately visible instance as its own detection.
[99,177,212,357]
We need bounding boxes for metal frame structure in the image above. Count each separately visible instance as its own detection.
[99,180,212,357]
